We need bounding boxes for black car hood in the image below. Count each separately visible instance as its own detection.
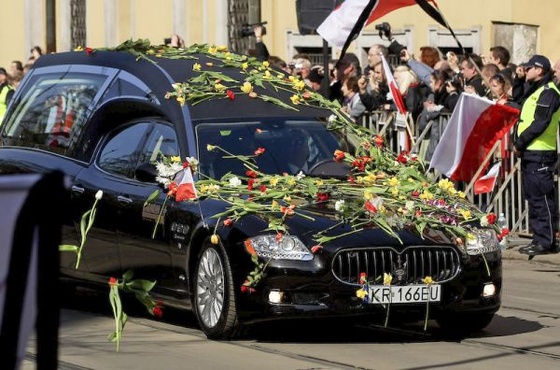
[199,195,452,250]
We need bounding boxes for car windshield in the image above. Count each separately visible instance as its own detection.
[195,118,349,179]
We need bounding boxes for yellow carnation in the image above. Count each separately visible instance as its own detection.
[241,82,253,94]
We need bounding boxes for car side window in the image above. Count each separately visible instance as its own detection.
[1,72,106,156]
[140,123,179,165]
[98,123,150,178]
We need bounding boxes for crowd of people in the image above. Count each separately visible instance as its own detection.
[252,25,559,257]
[0,45,43,122]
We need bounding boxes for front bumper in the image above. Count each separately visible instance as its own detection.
[237,250,502,324]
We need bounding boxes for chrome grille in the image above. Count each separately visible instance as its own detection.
[332,246,461,285]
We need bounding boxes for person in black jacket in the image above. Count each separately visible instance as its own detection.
[417,69,459,162]
[460,54,486,97]
[253,25,270,62]
[357,61,388,111]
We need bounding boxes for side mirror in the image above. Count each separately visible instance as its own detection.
[135,162,158,183]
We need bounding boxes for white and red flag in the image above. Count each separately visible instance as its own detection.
[173,167,198,202]
[474,162,501,194]
[429,93,519,181]
[381,54,407,115]
[317,0,419,47]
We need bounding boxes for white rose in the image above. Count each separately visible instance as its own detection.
[335,199,345,212]
[228,176,242,187]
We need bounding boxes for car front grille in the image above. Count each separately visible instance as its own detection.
[332,246,461,285]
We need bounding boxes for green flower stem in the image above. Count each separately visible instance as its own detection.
[480,250,491,277]
[152,195,169,239]
[384,287,391,327]
[75,197,100,269]
[424,289,431,332]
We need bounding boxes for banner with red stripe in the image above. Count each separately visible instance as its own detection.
[429,94,519,181]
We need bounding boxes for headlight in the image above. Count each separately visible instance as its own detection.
[465,229,499,255]
[246,235,313,261]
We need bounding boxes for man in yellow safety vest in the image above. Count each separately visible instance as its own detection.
[514,55,560,257]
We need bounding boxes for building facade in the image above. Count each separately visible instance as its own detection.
[1,0,559,72]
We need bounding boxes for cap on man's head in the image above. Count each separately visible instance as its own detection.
[521,54,551,71]
[0,67,7,76]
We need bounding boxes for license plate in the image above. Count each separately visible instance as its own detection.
[367,285,441,304]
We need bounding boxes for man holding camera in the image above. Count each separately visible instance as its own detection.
[253,25,270,62]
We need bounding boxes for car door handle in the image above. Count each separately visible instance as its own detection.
[117,195,133,204]
[71,185,85,194]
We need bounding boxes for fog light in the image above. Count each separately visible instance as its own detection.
[482,283,496,297]
[268,290,284,304]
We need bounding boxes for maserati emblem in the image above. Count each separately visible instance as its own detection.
[392,255,408,283]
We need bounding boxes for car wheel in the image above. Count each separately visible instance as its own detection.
[436,312,495,334]
[193,239,240,339]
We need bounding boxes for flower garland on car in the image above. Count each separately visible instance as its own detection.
[84,40,508,296]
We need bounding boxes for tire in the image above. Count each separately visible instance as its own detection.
[436,312,495,335]
[193,239,241,339]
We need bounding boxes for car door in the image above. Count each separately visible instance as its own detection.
[106,120,179,290]
[73,121,157,281]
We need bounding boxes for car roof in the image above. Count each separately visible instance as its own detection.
[31,47,331,121]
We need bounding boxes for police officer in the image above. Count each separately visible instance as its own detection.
[514,55,560,256]
[0,67,14,123]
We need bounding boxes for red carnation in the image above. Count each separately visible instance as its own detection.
[333,150,345,162]
[152,306,163,318]
[241,280,256,294]
[487,213,497,225]
[364,201,378,214]
[254,147,266,156]
[247,178,255,190]
[226,90,235,100]
[374,135,384,147]
[396,151,408,164]
[85,47,94,55]
[310,245,323,254]
[108,277,118,286]
[223,218,233,227]
[316,192,330,202]
[246,169,258,178]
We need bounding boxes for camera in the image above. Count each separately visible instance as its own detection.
[240,21,267,38]
[374,22,392,40]
[445,74,463,89]
[288,62,303,70]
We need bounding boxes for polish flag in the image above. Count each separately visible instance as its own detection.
[381,54,407,115]
[474,162,501,194]
[174,167,197,202]
[429,94,519,181]
[317,0,419,47]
